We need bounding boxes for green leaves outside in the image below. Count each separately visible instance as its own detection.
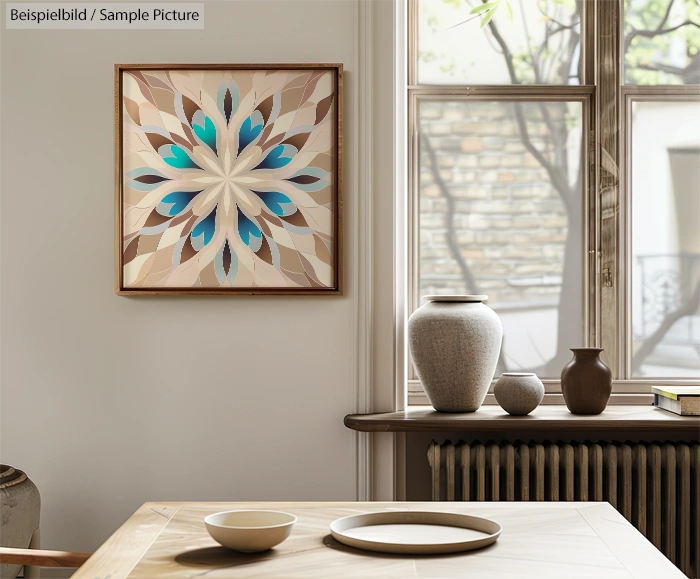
[469,0,513,28]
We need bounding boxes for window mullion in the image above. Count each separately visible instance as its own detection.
[596,0,623,378]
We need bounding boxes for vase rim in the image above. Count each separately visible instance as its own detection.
[0,465,27,489]
[570,347,604,353]
[501,372,537,377]
[423,294,488,303]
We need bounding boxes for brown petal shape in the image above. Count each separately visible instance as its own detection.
[256,236,273,264]
[261,132,285,152]
[180,235,197,263]
[145,133,174,152]
[257,216,272,237]
[278,245,305,274]
[314,235,332,265]
[282,132,310,152]
[224,89,233,124]
[129,73,157,107]
[181,123,198,148]
[144,209,171,228]
[143,73,174,92]
[281,211,308,228]
[170,210,193,227]
[299,253,324,287]
[182,96,200,126]
[123,97,141,125]
[256,95,275,125]
[315,95,334,125]
[133,174,169,184]
[137,233,162,255]
[222,242,232,276]
[300,72,325,106]
[286,175,319,185]
[281,269,312,287]
[123,237,139,265]
[171,133,193,151]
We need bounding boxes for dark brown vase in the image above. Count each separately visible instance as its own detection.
[561,348,612,415]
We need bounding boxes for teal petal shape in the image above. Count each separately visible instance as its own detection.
[191,206,217,249]
[157,190,202,217]
[160,144,202,170]
[193,115,217,154]
[237,209,262,246]
[238,113,263,155]
[253,191,296,217]
[254,144,293,171]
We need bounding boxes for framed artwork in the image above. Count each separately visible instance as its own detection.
[115,64,342,295]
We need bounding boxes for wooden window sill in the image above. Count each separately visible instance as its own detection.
[344,405,700,437]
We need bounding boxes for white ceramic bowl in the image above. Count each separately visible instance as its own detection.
[204,510,297,552]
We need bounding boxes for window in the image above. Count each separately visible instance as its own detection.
[408,0,700,404]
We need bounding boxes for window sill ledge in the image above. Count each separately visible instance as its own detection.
[344,405,700,437]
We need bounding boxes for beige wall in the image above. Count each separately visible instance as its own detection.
[0,0,385,556]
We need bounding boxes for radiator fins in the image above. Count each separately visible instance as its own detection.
[428,440,700,578]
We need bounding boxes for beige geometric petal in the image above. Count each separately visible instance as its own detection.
[124,253,153,287]
[301,252,332,286]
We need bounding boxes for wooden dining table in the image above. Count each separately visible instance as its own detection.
[70,501,685,578]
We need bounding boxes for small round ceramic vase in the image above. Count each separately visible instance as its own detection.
[407,295,502,413]
[494,373,545,416]
[0,465,41,579]
[561,348,612,415]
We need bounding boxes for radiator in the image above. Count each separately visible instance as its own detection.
[428,440,700,578]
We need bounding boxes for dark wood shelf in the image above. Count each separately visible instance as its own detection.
[344,405,700,436]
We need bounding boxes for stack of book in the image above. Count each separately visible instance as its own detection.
[652,386,700,416]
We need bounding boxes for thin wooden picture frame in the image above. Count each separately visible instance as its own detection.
[115,63,343,295]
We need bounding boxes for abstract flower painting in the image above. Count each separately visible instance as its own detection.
[116,65,342,294]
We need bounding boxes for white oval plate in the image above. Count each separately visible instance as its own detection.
[329,511,501,555]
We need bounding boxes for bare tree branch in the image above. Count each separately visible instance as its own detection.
[485,10,522,83]
[519,0,541,83]
[421,134,480,295]
[447,12,484,30]
[483,2,582,374]
[659,0,677,29]
[536,0,578,29]
[512,103,574,214]
[485,14,575,212]
[632,278,700,373]
[532,21,579,83]
[628,19,700,46]
[632,61,686,74]
[624,0,684,52]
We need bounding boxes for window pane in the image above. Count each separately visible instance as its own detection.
[417,0,582,85]
[631,100,700,378]
[624,0,700,85]
[419,100,584,378]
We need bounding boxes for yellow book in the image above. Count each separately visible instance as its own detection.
[652,386,700,416]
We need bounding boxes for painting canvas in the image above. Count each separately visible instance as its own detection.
[116,65,342,295]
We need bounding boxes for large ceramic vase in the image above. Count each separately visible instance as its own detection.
[408,295,502,412]
[0,465,41,579]
[561,348,612,415]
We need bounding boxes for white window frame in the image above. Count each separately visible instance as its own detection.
[405,0,700,405]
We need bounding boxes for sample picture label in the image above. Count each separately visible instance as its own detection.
[6,3,204,29]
